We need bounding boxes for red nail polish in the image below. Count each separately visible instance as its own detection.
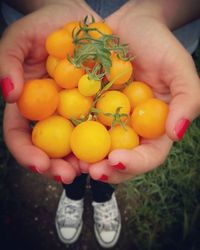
[99,174,108,181]
[175,119,190,140]
[54,176,63,183]
[112,162,126,170]
[0,77,14,100]
[29,166,41,173]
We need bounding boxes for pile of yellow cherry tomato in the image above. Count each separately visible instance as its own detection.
[17,17,169,163]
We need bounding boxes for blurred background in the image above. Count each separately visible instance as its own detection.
[0,7,200,250]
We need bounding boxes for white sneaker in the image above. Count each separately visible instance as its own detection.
[55,191,83,244]
[92,193,121,248]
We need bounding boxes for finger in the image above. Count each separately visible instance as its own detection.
[3,103,50,173]
[89,159,132,184]
[49,159,77,184]
[108,135,173,175]
[0,23,26,102]
[166,55,200,140]
[64,154,81,175]
[79,160,90,173]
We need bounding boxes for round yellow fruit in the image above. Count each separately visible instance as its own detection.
[57,88,93,119]
[109,125,139,151]
[70,121,111,163]
[123,81,154,109]
[32,115,74,158]
[96,90,131,126]
[78,74,101,96]
[131,98,169,139]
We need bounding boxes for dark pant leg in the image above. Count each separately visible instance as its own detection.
[90,178,115,203]
[85,0,128,18]
[62,174,88,200]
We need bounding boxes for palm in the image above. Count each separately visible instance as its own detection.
[23,38,47,80]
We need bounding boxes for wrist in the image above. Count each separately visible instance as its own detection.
[43,0,85,6]
[133,0,164,20]
[42,0,95,18]
[5,0,88,14]
[114,1,167,29]
[123,0,200,30]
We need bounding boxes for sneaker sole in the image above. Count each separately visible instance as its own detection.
[94,214,121,248]
[55,219,83,244]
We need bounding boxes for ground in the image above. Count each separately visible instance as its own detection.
[0,156,136,250]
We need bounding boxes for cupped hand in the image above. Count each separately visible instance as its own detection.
[88,2,200,183]
[0,1,99,179]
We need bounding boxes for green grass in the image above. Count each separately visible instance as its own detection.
[121,119,200,249]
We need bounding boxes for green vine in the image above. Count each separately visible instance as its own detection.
[68,16,133,126]
[104,107,129,129]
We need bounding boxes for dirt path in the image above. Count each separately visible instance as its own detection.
[0,157,136,250]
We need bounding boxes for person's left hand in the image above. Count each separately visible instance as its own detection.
[86,2,200,183]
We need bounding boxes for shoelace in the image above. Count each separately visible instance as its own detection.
[57,199,83,227]
[93,201,119,231]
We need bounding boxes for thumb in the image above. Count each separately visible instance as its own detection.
[166,64,200,141]
[0,27,25,102]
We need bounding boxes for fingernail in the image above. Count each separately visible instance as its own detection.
[99,174,108,181]
[0,77,14,100]
[175,118,190,140]
[54,176,63,183]
[112,162,126,170]
[28,165,43,174]
[54,176,73,184]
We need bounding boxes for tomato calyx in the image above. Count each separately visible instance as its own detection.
[70,115,88,126]
[104,107,129,129]
[70,111,97,127]
[110,37,133,62]
[87,64,104,81]
[70,106,129,130]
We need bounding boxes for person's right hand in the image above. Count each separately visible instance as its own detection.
[0,1,99,181]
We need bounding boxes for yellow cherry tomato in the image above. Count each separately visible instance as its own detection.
[109,54,133,85]
[54,59,85,89]
[109,125,139,151]
[70,121,111,163]
[88,21,112,39]
[131,98,169,139]
[45,29,75,59]
[18,79,59,121]
[123,81,154,109]
[78,74,101,96]
[46,55,60,78]
[63,21,83,37]
[32,115,74,158]
[57,88,93,119]
[96,90,131,126]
